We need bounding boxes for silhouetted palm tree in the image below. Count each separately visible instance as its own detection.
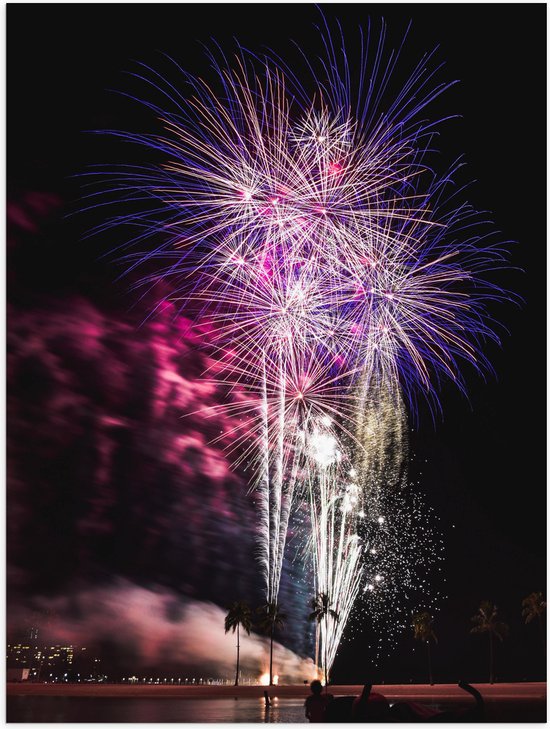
[522,591,546,654]
[470,600,509,684]
[412,611,437,685]
[308,592,339,686]
[257,601,286,685]
[225,601,252,686]
[522,592,546,625]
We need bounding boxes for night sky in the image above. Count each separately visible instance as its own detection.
[7,3,546,683]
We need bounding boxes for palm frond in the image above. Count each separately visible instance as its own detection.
[225,601,253,634]
[470,600,509,640]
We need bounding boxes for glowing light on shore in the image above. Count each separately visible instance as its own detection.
[259,673,278,686]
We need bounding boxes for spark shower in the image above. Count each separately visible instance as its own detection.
[92,16,512,682]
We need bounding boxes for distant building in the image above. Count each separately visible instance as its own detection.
[7,639,92,681]
[7,668,30,682]
[6,642,38,670]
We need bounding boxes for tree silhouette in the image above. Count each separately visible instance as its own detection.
[308,591,340,686]
[522,591,546,659]
[412,611,437,685]
[522,591,546,625]
[257,601,286,685]
[470,600,509,684]
[224,601,252,686]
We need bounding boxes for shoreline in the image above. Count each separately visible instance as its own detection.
[6,681,546,702]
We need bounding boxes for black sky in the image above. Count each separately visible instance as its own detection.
[7,3,546,683]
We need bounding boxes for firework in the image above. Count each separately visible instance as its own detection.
[94,16,512,680]
[305,430,363,681]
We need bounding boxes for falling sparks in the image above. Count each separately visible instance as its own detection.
[351,478,446,661]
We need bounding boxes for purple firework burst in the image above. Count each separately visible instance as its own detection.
[88,16,515,680]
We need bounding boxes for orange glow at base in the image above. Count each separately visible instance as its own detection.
[259,673,279,685]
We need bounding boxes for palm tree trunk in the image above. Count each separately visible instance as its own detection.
[535,614,545,678]
[427,641,433,686]
[489,632,494,684]
[314,623,320,678]
[538,614,546,654]
[235,624,240,686]
[324,615,328,689]
[269,624,274,685]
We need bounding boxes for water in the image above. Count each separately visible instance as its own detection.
[7,691,547,723]
[7,696,308,723]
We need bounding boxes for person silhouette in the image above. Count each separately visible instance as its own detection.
[304,679,331,722]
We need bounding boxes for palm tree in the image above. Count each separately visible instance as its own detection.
[412,611,437,685]
[470,600,509,684]
[224,601,252,686]
[522,592,546,626]
[256,601,286,685]
[522,591,546,654]
[308,592,339,687]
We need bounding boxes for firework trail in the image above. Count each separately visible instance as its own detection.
[304,426,363,681]
[92,15,512,679]
[298,386,409,681]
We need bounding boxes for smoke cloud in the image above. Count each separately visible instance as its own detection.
[8,236,313,669]
[8,580,317,681]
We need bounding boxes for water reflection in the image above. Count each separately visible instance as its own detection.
[7,696,307,723]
